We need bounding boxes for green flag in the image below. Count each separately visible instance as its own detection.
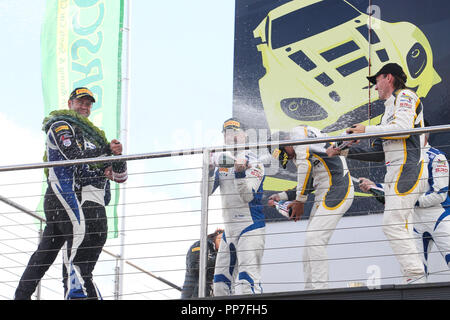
[40,0,125,238]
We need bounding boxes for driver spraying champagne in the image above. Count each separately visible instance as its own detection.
[268,125,354,290]
[208,118,266,296]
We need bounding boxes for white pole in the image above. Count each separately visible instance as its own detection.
[198,149,211,298]
[118,0,131,300]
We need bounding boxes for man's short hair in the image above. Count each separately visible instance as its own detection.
[208,228,224,240]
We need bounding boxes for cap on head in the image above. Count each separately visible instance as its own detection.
[367,63,407,85]
[222,117,245,132]
[69,87,96,102]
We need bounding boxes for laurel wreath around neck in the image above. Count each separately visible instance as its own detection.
[42,109,111,177]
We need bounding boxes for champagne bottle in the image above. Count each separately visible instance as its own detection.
[274,201,293,218]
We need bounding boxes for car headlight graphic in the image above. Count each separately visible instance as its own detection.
[407,42,427,79]
[280,98,328,121]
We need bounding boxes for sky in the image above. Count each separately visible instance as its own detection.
[0,0,236,300]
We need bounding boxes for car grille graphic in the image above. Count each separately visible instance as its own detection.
[315,72,334,87]
[376,48,389,62]
[356,25,380,44]
[320,40,359,62]
[288,50,317,71]
[336,56,369,77]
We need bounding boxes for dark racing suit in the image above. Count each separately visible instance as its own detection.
[181,239,217,299]
[14,119,110,300]
[62,153,127,299]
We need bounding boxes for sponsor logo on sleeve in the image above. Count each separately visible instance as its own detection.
[62,138,72,147]
[55,125,69,133]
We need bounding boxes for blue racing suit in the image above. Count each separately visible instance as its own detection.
[14,119,110,300]
[413,146,450,276]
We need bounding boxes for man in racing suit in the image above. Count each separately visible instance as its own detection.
[413,143,450,276]
[14,87,123,299]
[269,125,354,289]
[210,118,265,296]
[181,229,223,298]
[327,63,428,283]
[62,136,128,299]
[358,136,450,278]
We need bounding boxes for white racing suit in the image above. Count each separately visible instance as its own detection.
[359,88,428,282]
[210,151,265,296]
[413,146,450,276]
[289,126,354,290]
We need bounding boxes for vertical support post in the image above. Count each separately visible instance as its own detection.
[35,220,44,300]
[114,257,120,300]
[198,149,211,298]
[367,0,373,126]
[118,0,131,300]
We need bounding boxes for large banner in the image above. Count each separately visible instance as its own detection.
[233,0,450,220]
[40,0,125,237]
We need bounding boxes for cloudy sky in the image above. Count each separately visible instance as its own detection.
[0,0,235,300]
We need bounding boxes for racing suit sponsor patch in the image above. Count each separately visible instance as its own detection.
[59,134,73,147]
[55,125,70,133]
[62,138,72,147]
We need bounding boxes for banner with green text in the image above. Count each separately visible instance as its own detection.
[40,0,125,238]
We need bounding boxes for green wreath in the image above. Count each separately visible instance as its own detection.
[42,109,111,177]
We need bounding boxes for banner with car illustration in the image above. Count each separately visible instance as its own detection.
[233,0,450,220]
[40,0,125,237]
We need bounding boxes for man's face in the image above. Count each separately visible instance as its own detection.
[374,74,392,100]
[284,146,296,159]
[215,233,223,251]
[68,96,93,117]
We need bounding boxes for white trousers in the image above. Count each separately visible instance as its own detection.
[413,206,450,275]
[383,170,427,281]
[303,187,354,290]
[213,226,265,296]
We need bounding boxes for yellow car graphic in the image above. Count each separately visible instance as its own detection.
[253,0,441,134]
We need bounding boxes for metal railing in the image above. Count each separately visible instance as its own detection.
[1,124,450,299]
[2,124,450,174]
[0,194,181,299]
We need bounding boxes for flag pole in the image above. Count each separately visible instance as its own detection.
[118,0,131,300]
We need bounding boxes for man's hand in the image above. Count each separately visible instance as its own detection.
[287,200,305,222]
[110,139,123,155]
[267,193,281,207]
[104,166,113,180]
[234,158,248,173]
[359,177,376,193]
[346,124,366,134]
[209,153,215,172]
